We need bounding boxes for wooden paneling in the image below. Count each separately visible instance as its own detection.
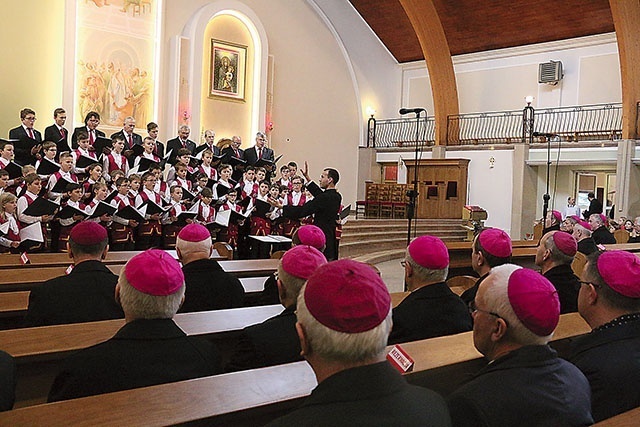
[349,0,614,62]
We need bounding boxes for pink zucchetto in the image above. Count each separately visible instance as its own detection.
[552,231,577,257]
[408,235,449,270]
[551,210,562,223]
[304,259,391,333]
[177,223,211,243]
[577,219,591,230]
[597,250,640,298]
[281,245,327,280]
[296,225,326,250]
[69,222,107,246]
[507,268,560,336]
[478,228,512,258]
[599,214,608,226]
[124,249,185,296]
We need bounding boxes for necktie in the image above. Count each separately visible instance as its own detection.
[234,149,239,157]
[89,131,94,145]
[27,128,34,139]
[258,147,262,159]
[60,128,65,138]
[128,134,133,149]
[182,140,186,148]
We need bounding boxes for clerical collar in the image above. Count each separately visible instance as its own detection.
[594,312,640,332]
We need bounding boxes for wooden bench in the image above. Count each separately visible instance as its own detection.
[593,407,640,426]
[0,313,590,425]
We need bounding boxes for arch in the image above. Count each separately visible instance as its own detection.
[178,1,269,141]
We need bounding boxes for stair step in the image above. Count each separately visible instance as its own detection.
[340,230,467,243]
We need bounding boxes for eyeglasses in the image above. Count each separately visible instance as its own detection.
[578,280,601,289]
[273,271,279,281]
[468,300,507,324]
[400,260,407,267]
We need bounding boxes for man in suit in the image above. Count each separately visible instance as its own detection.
[388,235,472,345]
[166,125,196,164]
[146,121,164,159]
[278,166,342,260]
[48,249,222,402]
[267,259,451,427]
[0,350,15,412]
[24,221,124,327]
[589,213,616,245]
[447,265,593,427]
[195,129,220,157]
[71,111,105,149]
[43,107,70,157]
[583,191,603,219]
[8,108,42,166]
[221,135,245,182]
[244,132,275,177]
[227,245,327,371]
[111,116,143,167]
[535,231,580,313]
[568,250,640,422]
[175,223,244,312]
[573,222,599,255]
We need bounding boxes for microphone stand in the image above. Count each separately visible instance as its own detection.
[406,110,424,247]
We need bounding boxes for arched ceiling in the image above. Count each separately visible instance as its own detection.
[348,0,614,63]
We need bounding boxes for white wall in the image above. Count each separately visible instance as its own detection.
[401,33,621,113]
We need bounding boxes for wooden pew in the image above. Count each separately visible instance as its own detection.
[593,407,640,426]
[0,313,590,426]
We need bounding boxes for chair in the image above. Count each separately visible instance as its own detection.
[446,275,478,296]
[364,183,380,218]
[391,184,408,219]
[213,242,234,260]
[270,250,286,260]
[378,184,394,218]
[571,252,587,277]
[614,229,629,244]
[355,200,367,219]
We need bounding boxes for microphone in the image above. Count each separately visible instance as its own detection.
[399,108,427,115]
[532,132,557,138]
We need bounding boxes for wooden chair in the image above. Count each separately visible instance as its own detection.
[391,184,408,219]
[213,242,234,260]
[270,250,286,260]
[446,275,478,296]
[378,184,394,218]
[533,222,544,241]
[614,229,629,244]
[364,183,380,218]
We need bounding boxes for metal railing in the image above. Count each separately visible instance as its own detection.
[367,103,623,147]
[366,116,435,148]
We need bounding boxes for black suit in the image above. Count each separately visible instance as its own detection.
[447,345,593,427]
[542,264,579,314]
[24,260,124,327]
[283,183,342,260]
[44,124,70,154]
[221,146,245,182]
[568,315,640,422]
[244,145,274,166]
[48,318,222,402]
[8,125,42,166]
[110,130,143,150]
[226,305,299,371]
[154,140,165,159]
[583,198,603,219]
[267,361,451,427]
[577,237,599,255]
[592,226,616,245]
[178,258,245,313]
[71,126,105,149]
[194,143,220,157]
[388,282,472,345]
[0,350,15,412]
[166,137,196,164]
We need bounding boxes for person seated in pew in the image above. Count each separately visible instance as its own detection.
[258,224,326,305]
[48,249,222,402]
[24,222,124,327]
[447,265,593,427]
[535,231,580,313]
[589,213,616,245]
[572,222,599,256]
[0,350,15,412]
[461,228,512,306]
[227,245,327,372]
[567,250,640,422]
[388,235,472,345]
[175,223,244,313]
[267,259,451,427]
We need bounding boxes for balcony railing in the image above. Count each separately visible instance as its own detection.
[366,103,623,147]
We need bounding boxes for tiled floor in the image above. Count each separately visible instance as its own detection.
[375,259,406,294]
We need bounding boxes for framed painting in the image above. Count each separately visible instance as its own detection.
[210,39,247,101]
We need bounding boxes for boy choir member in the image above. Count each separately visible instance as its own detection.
[81,163,104,198]
[35,141,58,180]
[85,182,113,228]
[45,152,78,199]
[217,188,243,250]
[71,131,98,175]
[17,173,52,251]
[103,136,129,180]
[146,122,164,159]
[166,148,192,184]
[280,175,306,237]
[197,149,218,182]
[9,108,42,166]
[110,177,139,251]
[195,187,216,224]
[0,170,9,196]
[128,174,141,204]
[170,163,193,193]
[162,185,191,249]
[0,193,21,253]
[148,164,169,201]
[0,141,22,189]
[43,107,69,155]
[250,180,272,237]
[57,183,86,252]
[275,165,292,190]
[215,163,235,197]
[133,137,161,170]
[134,171,163,249]
[239,166,258,199]
[16,165,37,198]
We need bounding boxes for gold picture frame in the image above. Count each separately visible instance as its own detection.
[209,39,247,101]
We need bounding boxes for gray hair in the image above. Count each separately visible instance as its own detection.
[256,131,267,139]
[296,284,392,363]
[204,129,215,137]
[179,125,190,133]
[573,224,592,238]
[176,235,212,258]
[405,250,448,283]
[482,264,551,346]
[277,263,307,301]
[543,233,574,265]
[589,214,604,227]
[117,269,185,319]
